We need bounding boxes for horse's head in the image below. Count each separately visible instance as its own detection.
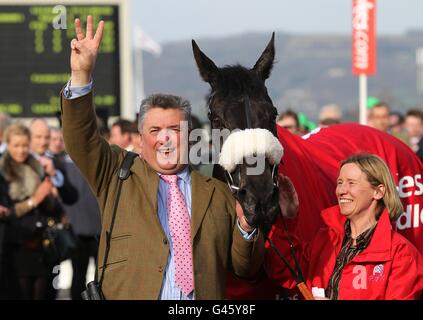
[192,34,282,233]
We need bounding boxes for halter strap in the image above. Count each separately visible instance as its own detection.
[243,93,252,129]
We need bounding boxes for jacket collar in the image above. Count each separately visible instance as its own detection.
[321,205,393,262]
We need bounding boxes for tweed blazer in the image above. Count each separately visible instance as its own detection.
[60,91,264,299]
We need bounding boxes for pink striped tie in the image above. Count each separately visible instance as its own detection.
[161,174,194,296]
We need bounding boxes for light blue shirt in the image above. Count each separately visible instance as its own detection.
[63,80,257,300]
[63,79,93,99]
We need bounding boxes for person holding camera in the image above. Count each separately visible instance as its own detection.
[60,16,264,300]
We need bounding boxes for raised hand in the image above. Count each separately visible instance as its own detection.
[70,15,104,86]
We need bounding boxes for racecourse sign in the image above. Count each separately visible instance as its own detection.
[352,0,376,75]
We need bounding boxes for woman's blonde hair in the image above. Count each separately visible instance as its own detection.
[2,123,32,181]
[340,153,403,221]
[4,122,31,143]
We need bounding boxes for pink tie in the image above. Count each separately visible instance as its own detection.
[161,174,194,296]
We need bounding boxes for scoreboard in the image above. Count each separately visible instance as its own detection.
[0,1,125,118]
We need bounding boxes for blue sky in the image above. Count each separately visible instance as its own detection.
[131,0,423,43]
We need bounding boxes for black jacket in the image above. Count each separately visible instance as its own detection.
[0,173,13,256]
[52,155,79,205]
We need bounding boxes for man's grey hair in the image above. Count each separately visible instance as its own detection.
[138,94,192,132]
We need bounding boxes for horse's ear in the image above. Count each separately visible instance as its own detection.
[192,40,219,86]
[253,32,275,81]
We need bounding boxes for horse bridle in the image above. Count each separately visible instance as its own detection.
[224,162,278,195]
[222,93,279,196]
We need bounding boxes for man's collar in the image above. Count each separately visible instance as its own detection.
[157,165,190,183]
[177,166,191,184]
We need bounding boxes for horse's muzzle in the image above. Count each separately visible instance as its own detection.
[238,186,280,234]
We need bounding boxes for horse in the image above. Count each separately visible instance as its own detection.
[192,35,423,299]
[192,33,282,235]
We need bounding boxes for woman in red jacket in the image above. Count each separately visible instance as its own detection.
[266,153,423,299]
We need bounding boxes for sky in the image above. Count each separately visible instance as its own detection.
[131,0,423,43]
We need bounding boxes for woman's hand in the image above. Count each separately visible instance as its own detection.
[32,178,54,206]
[278,174,299,219]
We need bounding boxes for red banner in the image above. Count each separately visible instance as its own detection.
[352,0,376,75]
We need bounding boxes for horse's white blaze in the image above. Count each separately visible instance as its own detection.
[218,128,283,172]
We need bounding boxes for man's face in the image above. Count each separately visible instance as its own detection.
[405,115,423,138]
[30,121,50,155]
[49,130,65,155]
[277,116,299,135]
[109,125,131,149]
[368,106,390,132]
[140,107,188,174]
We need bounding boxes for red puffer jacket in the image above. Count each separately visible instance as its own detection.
[266,206,423,300]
